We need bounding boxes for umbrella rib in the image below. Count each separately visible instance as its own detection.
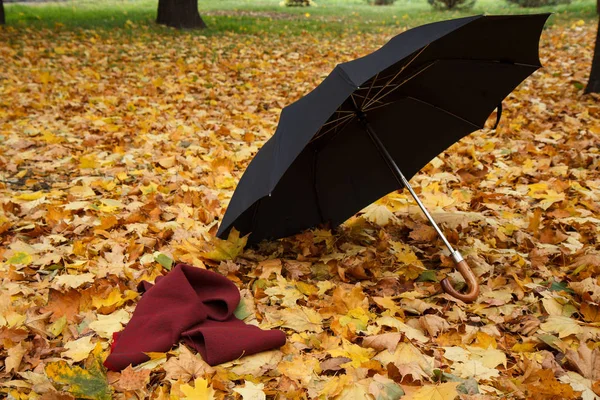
[359,71,379,109]
[364,61,435,110]
[319,113,355,128]
[311,114,355,142]
[362,100,396,113]
[311,114,356,144]
[350,93,360,110]
[362,44,429,111]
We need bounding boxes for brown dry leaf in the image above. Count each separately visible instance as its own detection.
[42,289,81,323]
[566,343,600,381]
[409,224,438,242]
[363,333,402,352]
[163,345,214,382]
[6,342,27,373]
[419,315,450,337]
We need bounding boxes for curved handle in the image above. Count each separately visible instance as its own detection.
[440,259,480,303]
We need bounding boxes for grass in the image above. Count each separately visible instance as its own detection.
[2,0,597,35]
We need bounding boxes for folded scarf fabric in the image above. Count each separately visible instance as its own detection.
[104,263,286,371]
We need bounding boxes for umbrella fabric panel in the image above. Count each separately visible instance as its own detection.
[340,14,546,89]
[217,137,277,237]
[340,15,480,87]
[269,67,357,187]
[376,60,538,128]
[314,120,400,227]
[314,98,477,227]
[416,14,547,66]
[219,148,325,241]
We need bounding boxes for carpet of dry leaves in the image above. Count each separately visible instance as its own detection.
[1,18,600,400]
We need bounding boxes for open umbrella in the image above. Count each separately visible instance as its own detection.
[217,14,549,302]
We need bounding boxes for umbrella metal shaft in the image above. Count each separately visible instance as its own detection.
[359,116,463,263]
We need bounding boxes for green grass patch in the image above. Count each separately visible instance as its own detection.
[2,0,597,35]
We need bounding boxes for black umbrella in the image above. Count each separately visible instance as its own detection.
[217,14,549,302]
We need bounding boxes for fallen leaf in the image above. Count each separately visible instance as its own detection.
[163,345,214,382]
[406,382,459,400]
[180,377,215,400]
[232,381,266,400]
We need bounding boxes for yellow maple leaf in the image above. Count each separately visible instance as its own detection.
[79,154,99,169]
[390,241,424,267]
[88,309,130,339]
[327,339,375,368]
[62,336,96,362]
[92,288,137,310]
[201,228,248,262]
[540,316,582,338]
[277,306,323,333]
[362,203,397,226]
[180,378,215,400]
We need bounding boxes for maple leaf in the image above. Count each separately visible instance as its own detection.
[201,228,248,262]
[62,336,96,362]
[363,333,402,352]
[42,288,81,323]
[276,306,323,333]
[327,339,376,368]
[163,345,214,382]
[54,273,95,289]
[45,345,111,400]
[565,343,600,381]
[6,342,26,374]
[540,316,583,338]
[368,374,405,400]
[228,350,283,377]
[180,378,215,400]
[232,381,266,400]
[88,309,130,339]
[362,203,398,226]
[111,366,150,392]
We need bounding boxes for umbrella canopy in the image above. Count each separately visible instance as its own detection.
[217,14,549,245]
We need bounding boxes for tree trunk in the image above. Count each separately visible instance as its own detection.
[585,6,600,93]
[156,0,206,29]
[1,0,5,26]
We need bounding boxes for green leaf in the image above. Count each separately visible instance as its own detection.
[457,378,479,395]
[45,358,111,400]
[370,374,404,400]
[537,333,565,352]
[7,251,32,265]
[155,253,173,270]
[416,270,438,282]
[549,281,574,293]
[233,299,253,321]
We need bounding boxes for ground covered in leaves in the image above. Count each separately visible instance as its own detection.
[1,18,600,400]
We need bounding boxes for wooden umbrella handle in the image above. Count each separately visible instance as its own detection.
[440,259,480,303]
